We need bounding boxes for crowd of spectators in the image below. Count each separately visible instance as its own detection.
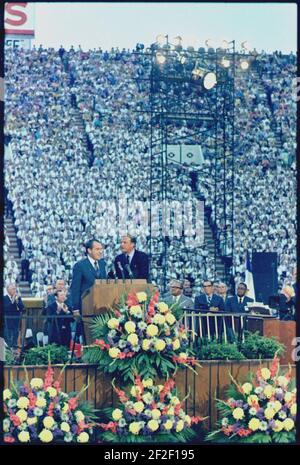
[4,45,296,296]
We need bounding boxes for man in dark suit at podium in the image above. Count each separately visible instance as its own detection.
[226,282,254,313]
[70,239,107,313]
[114,235,149,280]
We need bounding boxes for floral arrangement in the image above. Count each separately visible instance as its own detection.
[3,365,96,444]
[98,375,205,443]
[206,355,297,443]
[83,290,198,382]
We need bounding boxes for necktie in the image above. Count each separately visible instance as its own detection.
[94,261,99,277]
[126,255,130,265]
[239,297,242,304]
[207,296,211,306]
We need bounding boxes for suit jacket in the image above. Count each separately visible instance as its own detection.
[225,295,254,313]
[114,250,149,280]
[45,301,73,346]
[194,293,225,312]
[70,257,107,311]
[4,295,25,328]
[163,293,194,310]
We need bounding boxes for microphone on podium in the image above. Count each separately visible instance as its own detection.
[125,263,134,282]
[117,261,125,282]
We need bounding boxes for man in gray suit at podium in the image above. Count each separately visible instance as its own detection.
[70,238,107,313]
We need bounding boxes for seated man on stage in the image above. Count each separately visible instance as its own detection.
[163,279,194,317]
[193,279,225,343]
[195,280,225,312]
[70,238,107,313]
[113,235,149,280]
[225,282,254,313]
[225,282,254,342]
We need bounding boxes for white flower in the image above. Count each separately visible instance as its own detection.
[33,408,43,417]
[259,421,268,431]
[64,433,73,443]
[144,409,152,418]
[221,418,229,427]
[138,322,147,330]
[61,413,69,421]
[278,411,287,420]
[7,399,17,408]
[249,407,257,416]
[254,387,263,395]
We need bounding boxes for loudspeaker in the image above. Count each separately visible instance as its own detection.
[252,252,278,304]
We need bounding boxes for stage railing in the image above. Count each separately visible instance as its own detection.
[181,310,249,344]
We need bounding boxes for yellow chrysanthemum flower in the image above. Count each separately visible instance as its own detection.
[112,409,123,421]
[18,431,30,443]
[39,429,54,443]
[148,419,159,431]
[77,432,89,443]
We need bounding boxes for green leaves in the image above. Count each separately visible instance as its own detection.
[238,331,285,360]
[23,344,69,365]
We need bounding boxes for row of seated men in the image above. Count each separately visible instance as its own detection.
[163,279,253,313]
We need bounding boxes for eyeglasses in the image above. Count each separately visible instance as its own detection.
[170,286,181,289]
[203,284,212,288]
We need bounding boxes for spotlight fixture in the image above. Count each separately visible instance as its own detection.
[240,59,249,70]
[156,52,166,65]
[221,57,230,68]
[156,34,166,46]
[241,41,251,51]
[221,40,230,49]
[173,36,182,47]
[203,71,217,89]
[192,65,217,89]
[205,39,214,48]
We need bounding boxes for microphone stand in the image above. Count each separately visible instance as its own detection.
[125,264,133,284]
[117,262,125,283]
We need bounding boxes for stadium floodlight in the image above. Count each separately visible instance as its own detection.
[173,36,182,47]
[156,34,166,46]
[241,41,251,51]
[220,40,230,49]
[240,59,249,70]
[205,39,215,48]
[221,57,230,68]
[192,66,217,89]
[203,71,217,89]
[156,52,166,65]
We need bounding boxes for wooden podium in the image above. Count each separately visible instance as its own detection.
[81,279,156,343]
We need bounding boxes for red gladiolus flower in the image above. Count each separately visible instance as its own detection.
[117,352,127,359]
[53,381,61,392]
[115,388,128,403]
[99,422,117,433]
[270,356,280,378]
[237,428,252,437]
[28,392,37,408]
[95,339,110,350]
[151,401,157,409]
[190,416,204,425]
[127,293,139,307]
[10,415,21,427]
[4,435,15,443]
[126,408,137,416]
[44,367,54,389]
[114,310,121,318]
[68,397,78,410]
[126,352,135,358]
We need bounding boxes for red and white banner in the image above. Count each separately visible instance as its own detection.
[5,3,35,37]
